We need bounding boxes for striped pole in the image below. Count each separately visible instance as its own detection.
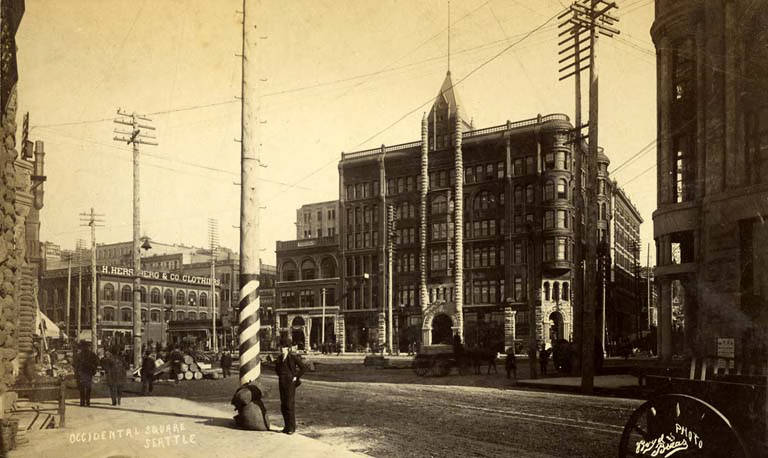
[238,276,260,383]
[238,0,261,384]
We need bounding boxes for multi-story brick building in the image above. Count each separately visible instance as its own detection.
[651,1,768,360]
[277,71,598,353]
[39,264,222,350]
[296,200,338,240]
[604,179,645,351]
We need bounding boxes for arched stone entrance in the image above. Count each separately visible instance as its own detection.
[431,314,453,345]
[291,316,306,350]
[549,311,564,343]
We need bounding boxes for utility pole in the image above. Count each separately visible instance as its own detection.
[386,204,395,354]
[321,288,326,346]
[80,208,104,352]
[65,253,71,345]
[76,238,84,340]
[237,0,264,385]
[114,109,157,369]
[646,243,651,330]
[557,0,619,394]
[208,218,219,353]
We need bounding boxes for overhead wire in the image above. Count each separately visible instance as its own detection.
[262,7,566,202]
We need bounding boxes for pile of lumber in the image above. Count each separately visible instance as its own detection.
[134,353,222,381]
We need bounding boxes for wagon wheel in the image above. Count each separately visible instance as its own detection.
[618,393,749,458]
[412,359,428,377]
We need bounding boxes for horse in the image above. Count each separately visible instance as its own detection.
[468,348,498,375]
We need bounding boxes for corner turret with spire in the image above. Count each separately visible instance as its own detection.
[427,71,473,151]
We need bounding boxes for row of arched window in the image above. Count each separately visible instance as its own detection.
[101,284,216,307]
[543,281,570,302]
[101,307,208,322]
[281,257,337,282]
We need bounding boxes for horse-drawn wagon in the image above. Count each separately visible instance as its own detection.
[619,355,767,457]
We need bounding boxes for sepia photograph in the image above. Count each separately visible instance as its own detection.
[0,0,766,456]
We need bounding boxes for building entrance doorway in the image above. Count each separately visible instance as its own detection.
[431,314,453,345]
[549,311,564,343]
[291,316,306,350]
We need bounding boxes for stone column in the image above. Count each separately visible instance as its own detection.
[420,113,429,312]
[336,313,345,354]
[453,109,464,341]
[504,308,517,350]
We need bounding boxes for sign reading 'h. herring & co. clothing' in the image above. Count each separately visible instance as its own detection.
[100,265,221,286]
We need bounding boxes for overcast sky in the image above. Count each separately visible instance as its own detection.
[16,0,657,265]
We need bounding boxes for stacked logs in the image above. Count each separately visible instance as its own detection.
[145,353,220,381]
[0,89,20,394]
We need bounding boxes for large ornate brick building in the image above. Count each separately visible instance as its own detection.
[277,71,598,353]
[652,0,768,360]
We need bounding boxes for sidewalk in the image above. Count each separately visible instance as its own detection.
[10,396,364,458]
[516,374,645,398]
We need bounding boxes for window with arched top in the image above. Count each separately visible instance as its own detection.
[120,308,132,322]
[140,287,147,303]
[188,291,197,306]
[200,312,207,319]
[103,308,115,322]
[200,292,208,307]
[557,179,568,199]
[543,282,551,301]
[282,261,297,281]
[150,310,160,322]
[103,284,115,301]
[176,311,185,321]
[431,195,447,214]
[553,282,560,301]
[320,257,337,278]
[150,288,161,304]
[514,186,523,205]
[164,289,173,305]
[562,282,569,301]
[188,312,197,320]
[121,285,132,302]
[176,290,185,306]
[301,259,317,280]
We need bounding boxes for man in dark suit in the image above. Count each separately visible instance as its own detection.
[275,336,306,434]
[75,341,99,407]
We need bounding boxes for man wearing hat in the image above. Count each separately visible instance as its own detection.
[75,340,99,407]
[275,336,307,434]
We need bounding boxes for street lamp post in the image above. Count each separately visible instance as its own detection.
[321,288,326,347]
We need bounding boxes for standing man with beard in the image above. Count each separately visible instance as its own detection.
[275,336,307,434]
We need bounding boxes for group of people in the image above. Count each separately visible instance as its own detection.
[72,341,127,407]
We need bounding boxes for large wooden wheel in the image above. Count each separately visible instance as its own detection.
[618,393,749,458]
[412,358,429,377]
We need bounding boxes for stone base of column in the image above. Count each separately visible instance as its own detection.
[335,314,345,353]
[504,308,517,351]
[377,312,386,349]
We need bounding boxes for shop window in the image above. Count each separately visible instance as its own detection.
[103,284,115,301]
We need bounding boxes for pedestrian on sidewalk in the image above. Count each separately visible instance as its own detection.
[75,341,99,407]
[276,336,307,434]
[102,351,125,406]
[539,344,550,376]
[505,346,517,381]
[220,351,232,378]
[141,351,156,395]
